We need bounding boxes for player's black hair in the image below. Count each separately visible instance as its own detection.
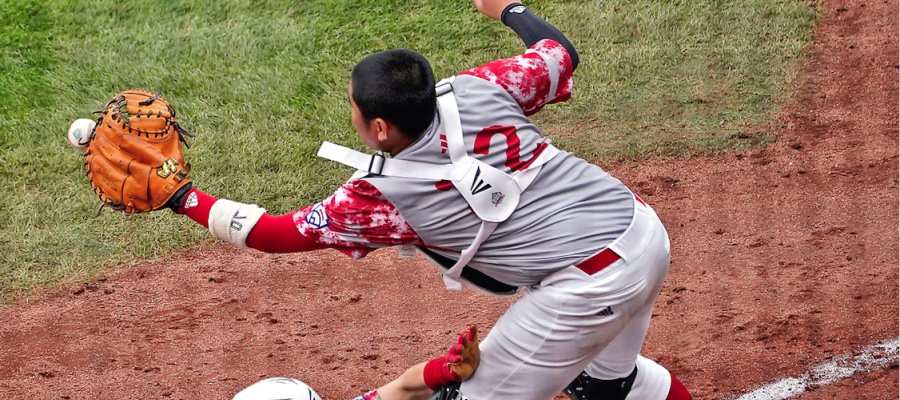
[351,49,436,138]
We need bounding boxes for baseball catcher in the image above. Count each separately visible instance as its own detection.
[72,1,694,399]
[79,89,194,214]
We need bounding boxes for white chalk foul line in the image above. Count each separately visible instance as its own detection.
[734,338,899,400]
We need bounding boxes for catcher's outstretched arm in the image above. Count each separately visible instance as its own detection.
[175,187,326,253]
[174,180,422,257]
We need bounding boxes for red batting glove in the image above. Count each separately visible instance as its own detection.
[423,356,456,391]
[423,325,480,391]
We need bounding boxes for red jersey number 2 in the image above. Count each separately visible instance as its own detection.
[435,125,547,191]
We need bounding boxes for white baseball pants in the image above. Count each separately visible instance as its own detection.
[460,197,673,399]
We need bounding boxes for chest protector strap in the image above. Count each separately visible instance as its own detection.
[317,76,559,291]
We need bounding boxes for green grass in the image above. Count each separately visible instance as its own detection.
[532,0,820,159]
[0,0,818,302]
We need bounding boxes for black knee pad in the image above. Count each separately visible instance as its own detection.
[563,366,638,400]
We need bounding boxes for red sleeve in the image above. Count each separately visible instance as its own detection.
[178,188,325,253]
[294,179,423,258]
[245,212,326,253]
[178,181,422,259]
[458,39,574,116]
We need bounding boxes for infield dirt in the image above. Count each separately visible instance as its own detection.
[1,0,897,399]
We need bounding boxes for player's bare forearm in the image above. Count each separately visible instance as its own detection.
[473,0,518,20]
[377,363,433,400]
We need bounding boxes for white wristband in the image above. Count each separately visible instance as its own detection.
[208,199,266,248]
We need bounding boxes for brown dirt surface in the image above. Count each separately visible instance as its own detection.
[1,0,897,399]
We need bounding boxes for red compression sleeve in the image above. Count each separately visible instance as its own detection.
[179,187,215,228]
[177,187,325,253]
[245,212,326,253]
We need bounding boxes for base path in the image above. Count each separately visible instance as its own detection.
[735,338,899,400]
[0,0,896,399]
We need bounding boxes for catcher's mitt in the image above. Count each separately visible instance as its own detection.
[83,89,194,214]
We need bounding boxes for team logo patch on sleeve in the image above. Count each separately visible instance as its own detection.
[305,203,330,229]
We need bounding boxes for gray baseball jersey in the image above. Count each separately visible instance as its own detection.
[363,70,634,288]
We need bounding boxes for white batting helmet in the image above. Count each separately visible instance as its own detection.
[232,377,322,400]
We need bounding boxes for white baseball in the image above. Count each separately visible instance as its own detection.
[67,118,96,151]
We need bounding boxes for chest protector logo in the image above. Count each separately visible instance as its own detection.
[316,76,559,290]
[452,157,520,223]
[491,192,505,206]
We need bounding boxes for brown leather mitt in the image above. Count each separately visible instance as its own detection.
[446,324,480,381]
[83,89,194,213]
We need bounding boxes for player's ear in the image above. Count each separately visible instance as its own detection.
[373,118,390,143]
